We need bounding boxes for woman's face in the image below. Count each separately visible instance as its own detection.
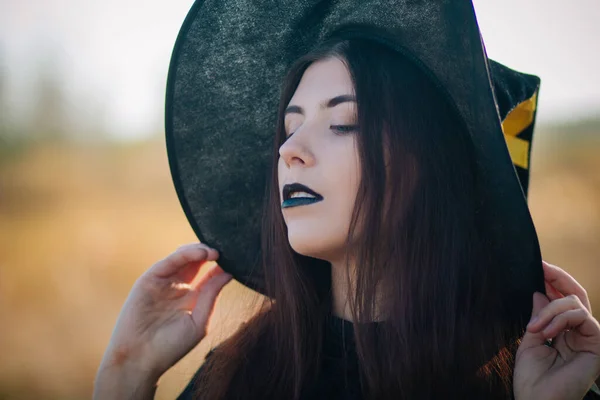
[278,57,361,262]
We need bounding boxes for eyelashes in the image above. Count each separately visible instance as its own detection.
[284,124,358,141]
[330,124,358,134]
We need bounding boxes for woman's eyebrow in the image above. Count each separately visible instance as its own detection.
[284,94,356,116]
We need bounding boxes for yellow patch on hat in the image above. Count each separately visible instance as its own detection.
[502,91,538,169]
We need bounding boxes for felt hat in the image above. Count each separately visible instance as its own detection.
[165,1,543,305]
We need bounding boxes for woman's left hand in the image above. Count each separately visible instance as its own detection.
[514,261,600,400]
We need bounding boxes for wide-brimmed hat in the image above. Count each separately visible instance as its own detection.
[165,1,543,306]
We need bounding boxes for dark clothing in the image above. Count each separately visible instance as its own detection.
[177,315,600,399]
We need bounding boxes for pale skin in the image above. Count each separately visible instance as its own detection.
[94,244,233,399]
[279,58,362,321]
[94,58,600,399]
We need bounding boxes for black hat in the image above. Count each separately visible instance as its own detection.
[165,1,543,303]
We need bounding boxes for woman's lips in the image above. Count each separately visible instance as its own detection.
[281,183,324,209]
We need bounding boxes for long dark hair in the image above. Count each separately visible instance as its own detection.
[193,37,518,399]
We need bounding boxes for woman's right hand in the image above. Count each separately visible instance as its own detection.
[94,243,233,396]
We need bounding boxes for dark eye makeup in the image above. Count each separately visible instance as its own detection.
[330,124,358,134]
[284,124,358,139]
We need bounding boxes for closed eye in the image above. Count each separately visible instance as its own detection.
[330,125,358,134]
[283,124,357,142]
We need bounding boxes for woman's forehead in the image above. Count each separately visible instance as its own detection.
[289,58,354,106]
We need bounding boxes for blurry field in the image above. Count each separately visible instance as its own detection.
[0,134,598,399]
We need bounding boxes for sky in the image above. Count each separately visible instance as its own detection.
[1,0,599,141]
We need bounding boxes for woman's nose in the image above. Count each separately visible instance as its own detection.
[278,132,316,168]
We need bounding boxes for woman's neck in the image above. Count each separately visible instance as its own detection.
[330,260,355,322]
[330,258,387,323]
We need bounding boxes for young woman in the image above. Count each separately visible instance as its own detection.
[93,37,600,400]
[94,1,600,399]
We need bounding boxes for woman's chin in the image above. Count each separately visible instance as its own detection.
[288,236,341,262]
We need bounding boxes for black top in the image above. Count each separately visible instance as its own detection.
[177,315,600,399]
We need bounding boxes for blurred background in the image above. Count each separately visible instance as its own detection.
[0,0,598,399]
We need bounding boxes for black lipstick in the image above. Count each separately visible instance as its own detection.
[282,183,323,209]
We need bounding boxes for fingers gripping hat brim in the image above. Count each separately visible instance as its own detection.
[165,0,544,318]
